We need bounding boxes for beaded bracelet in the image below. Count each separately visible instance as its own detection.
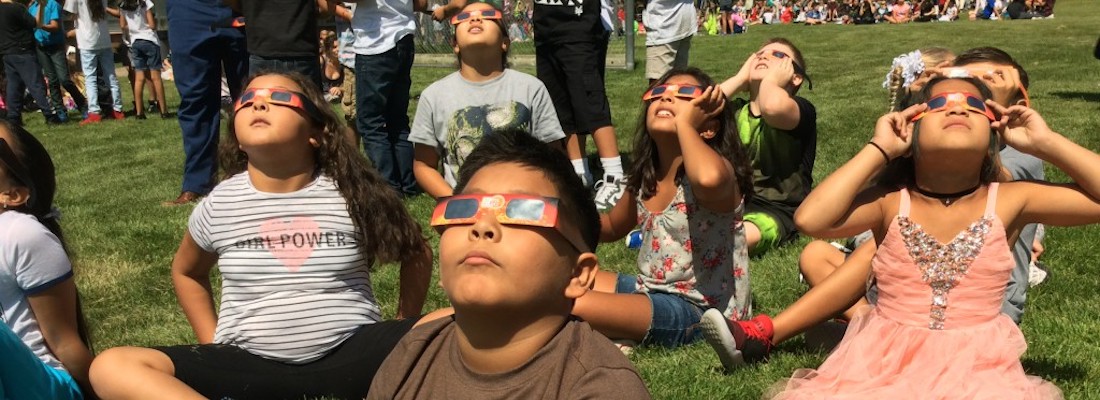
[867,141,891,164]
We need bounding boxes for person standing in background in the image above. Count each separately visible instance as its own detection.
[29,0,86,122]
[0,0,59,126]
[163,0,248,206]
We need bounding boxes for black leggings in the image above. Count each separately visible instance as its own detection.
[155,318,418,400]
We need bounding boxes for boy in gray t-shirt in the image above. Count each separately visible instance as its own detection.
[410,3,564,198]
[409,69,564,195]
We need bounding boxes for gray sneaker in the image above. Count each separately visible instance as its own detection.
[593,174,626,211]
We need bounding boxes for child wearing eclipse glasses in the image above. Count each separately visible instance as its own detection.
[368,128,650,399]
[719,38,818,258]
[759,75,1093,398]
[88,71,432,400]
[704,47,1055,374]
[410,2,566,199]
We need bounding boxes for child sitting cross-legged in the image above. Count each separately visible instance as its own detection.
[368,128,651,399]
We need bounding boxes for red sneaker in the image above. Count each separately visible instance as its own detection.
[701,310,775,372]
[112,110,126,120]
[80,113,103,126]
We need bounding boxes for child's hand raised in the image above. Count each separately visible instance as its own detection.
[911,61,953,92]
[734,53,757,82]
[764,57,796,88]
[974,67,1023,107]
[987,101,1057,156]
[871,102,927,160]
[674,86,725,136]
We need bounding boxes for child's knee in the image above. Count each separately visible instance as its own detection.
[798,240,842,282]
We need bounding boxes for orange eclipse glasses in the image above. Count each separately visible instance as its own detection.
[431,193,589,252]
[910,92,996,122]
[450,9,503,24]
[234,88,321,120]
[642,84,706,101]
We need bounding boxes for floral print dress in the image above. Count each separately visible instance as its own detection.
[628,182,752,320]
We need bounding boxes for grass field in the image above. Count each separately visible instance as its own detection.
[20,0,1100,397]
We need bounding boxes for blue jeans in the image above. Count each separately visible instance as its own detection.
[79,48,122,115]
[615,273,705,347]
[0,322,82,400]
[36,44,87,114]
[2,53,55,124]
[354,35,419,196]
[129,39,164,71]
[248,55,323,91]
[167,0,249,195]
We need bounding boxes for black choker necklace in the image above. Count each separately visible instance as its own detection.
[913,184,982,205]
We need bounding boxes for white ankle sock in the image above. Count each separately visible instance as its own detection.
[600,156,624,178]
[572,158,593,186]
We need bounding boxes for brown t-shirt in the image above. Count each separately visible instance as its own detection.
[368,317,651,400]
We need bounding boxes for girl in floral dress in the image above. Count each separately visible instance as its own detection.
[570,67,755,349]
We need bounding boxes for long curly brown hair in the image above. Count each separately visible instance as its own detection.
[219,71,427,266]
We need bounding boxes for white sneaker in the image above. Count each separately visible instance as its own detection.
[1028,261,1049,287]
[700,309,746,372]
[593,175,626,211]
[612,339,637,356]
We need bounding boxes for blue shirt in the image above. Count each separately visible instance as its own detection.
[27,0,64,47]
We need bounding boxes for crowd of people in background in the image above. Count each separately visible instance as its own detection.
[0,0,174,127]
[696,0,1053,33]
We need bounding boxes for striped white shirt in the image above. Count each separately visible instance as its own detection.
[189,173,380,364]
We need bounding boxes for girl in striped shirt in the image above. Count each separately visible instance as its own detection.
[89,71,432,400]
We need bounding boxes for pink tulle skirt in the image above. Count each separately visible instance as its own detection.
[768,307,1062,400]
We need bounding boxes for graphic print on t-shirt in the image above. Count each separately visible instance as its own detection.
[232,216,357,272]
[534,0,585,16]
[445,102,533,168]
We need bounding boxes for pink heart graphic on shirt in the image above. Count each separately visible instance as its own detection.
[259,217,320,272]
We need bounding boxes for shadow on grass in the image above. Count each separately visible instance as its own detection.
[1049,91,1100,103]
[1022,357,1088,382]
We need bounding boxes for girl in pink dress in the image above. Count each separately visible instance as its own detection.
[772,76,1100,398]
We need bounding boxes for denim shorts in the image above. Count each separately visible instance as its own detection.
[129,39,163,71]
[615,273,705,348]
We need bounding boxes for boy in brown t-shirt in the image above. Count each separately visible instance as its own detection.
[368,129,650,399]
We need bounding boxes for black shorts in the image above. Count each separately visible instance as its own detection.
[535,38,613,135]
[154,318,418,400]
[720,5,734,12]
[745,197,800,245]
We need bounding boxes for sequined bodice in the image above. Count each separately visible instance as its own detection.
[872,184,1014,330]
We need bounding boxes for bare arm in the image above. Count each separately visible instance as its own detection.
[599,191,638,242]
[316,0,350,18]
[396,244,432,319]
[431,0,470,20]
[673,86,740,212]
[756,57,802,130]
[34,1,61,31]
[105,6,120,18]
[145,9,156,30]
[171,231,219,344]
[27,279,97,399]
[988,103,1100,227]
[413,144,454,198]
[794,104,926,238]
[719,54,755,97]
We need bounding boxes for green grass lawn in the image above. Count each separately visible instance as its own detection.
[22,0,1100,397]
